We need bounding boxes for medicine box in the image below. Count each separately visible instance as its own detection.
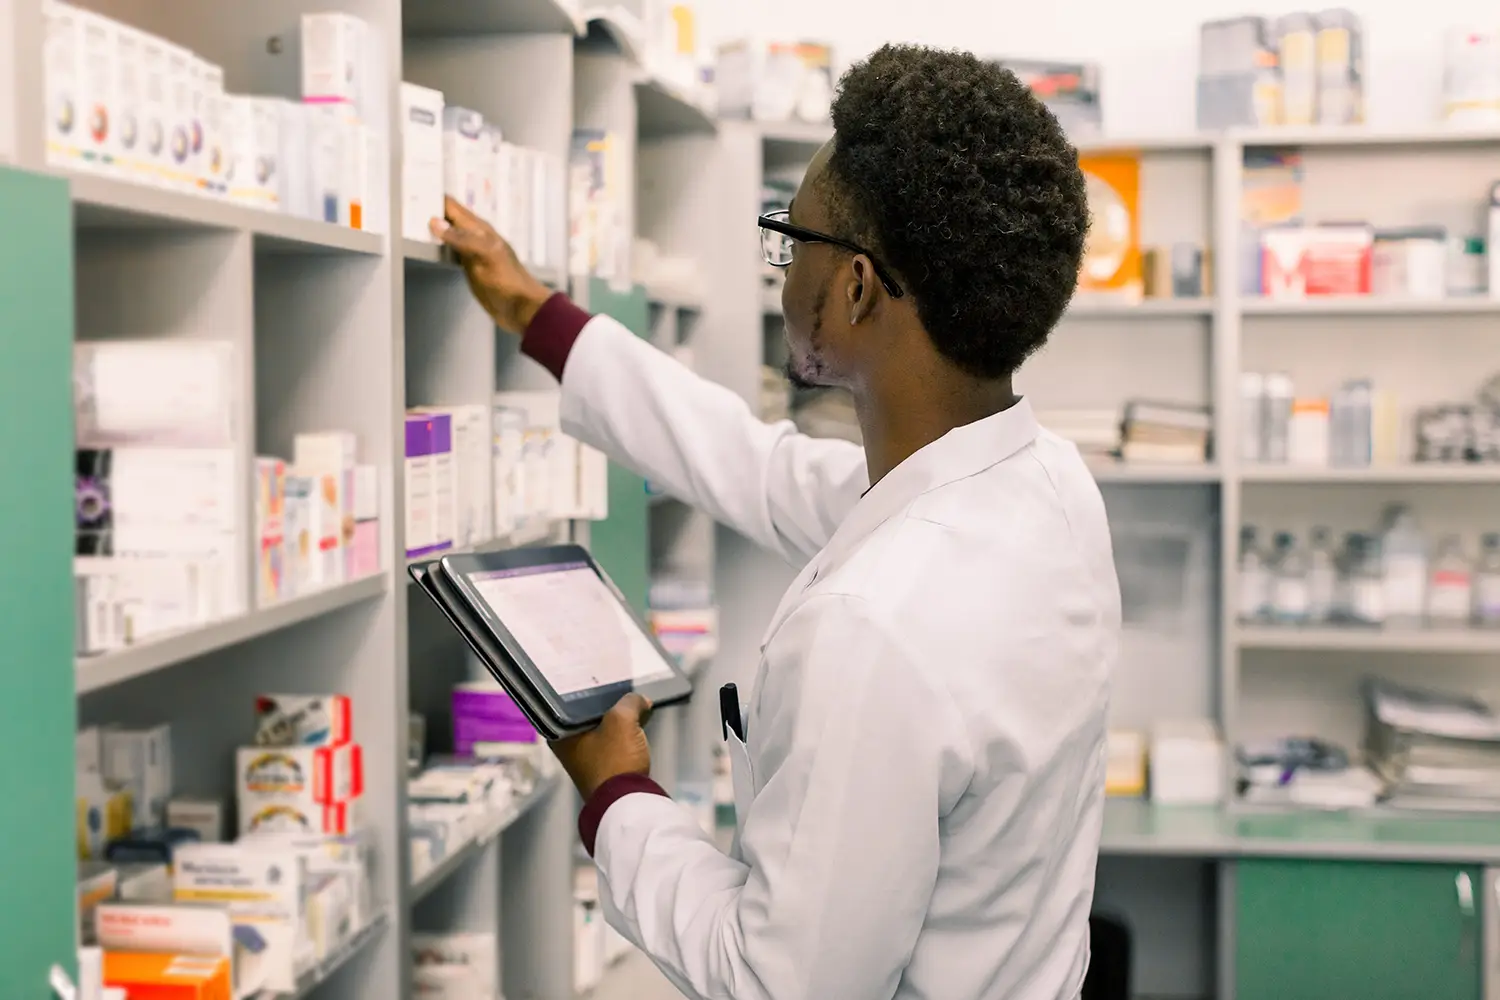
[412,406,489,550]
[400,82,445,242]
[241,798,357,837]
[78,864,120,944]
[1149,720,1226,806]
[295,470,344,589]
[164,43,196,192]
[307,106,343,224]
[254,693,353,747]
[227,95,281,210]
[139,32,171,186]
[196,60,226,195]
[352,464,379,522]
[78,725,103,774]
[412,931,499,994]
[113,24,148,182]
[442,106,486,216]
[96,903,236,961]
[406,412,454,558]
[1261,225,1372,298]
[103,952,233,1000]
[480,124,503,225]
[166,799,224,843]
[74,340,237,449]
[306,872,354,961]
[44,1,85,168]
[114,861,173,902]
[236,742,361,809]
[298,12,373,122]
[78,8,116,172]
[255,458,286,606]
[172,842,308,983]
[103,724,172,829]
[77,772,134,860]
[276,100,313,219]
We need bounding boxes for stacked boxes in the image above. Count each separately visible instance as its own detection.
[1196,10,1364,129]
[405,411,456,558]
[495,391,609,524]
[42,3,385,233]
[293,431,357,590]
[238,693,364,836]
[411,406,491,551]
[259,432,378,605]
[400,83,445,243]
[411,932,500,999]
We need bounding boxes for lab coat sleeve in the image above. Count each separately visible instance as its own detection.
[554,311,868,564]
[592,595,970,1000]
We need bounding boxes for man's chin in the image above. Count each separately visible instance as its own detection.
[782,359,824,392]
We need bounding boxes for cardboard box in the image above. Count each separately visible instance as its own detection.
[112,23,148,182]
[78,772,134,860]
[282,474,313,596]
[195,60,226,195]
[400,81,445,241]
[298,12,374,121]
[163,43,196,191]
[442,106,486,216]
[1076,155,1143,302]
[254,693,353,747]
[412,406,489,549]
[171,843,309,992]
[73,340,237,449]
[44,0,85,168]
[226,95,281,210]
[103,724,172,829]
[255,457,286,605]
[77,8,116,172]
[79,863,120,944]
[236,742,361,810]
[241,799,357,837]
[104,952,232,1000]
[1261,224,1372,298]
[140,32,171,186]
[166,799,224,843]
[294,470,344,588]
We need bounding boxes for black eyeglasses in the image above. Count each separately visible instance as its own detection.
[757,210,905,299]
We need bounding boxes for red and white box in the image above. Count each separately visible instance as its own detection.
[254,693,352,747]
[236,742,361,808]
[1262,224,1372,298]
[239,799,358,837]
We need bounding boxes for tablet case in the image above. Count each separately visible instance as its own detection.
[409,561,588,741]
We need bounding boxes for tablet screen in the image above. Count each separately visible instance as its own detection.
[466,560,676,700]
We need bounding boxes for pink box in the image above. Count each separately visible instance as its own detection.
[346,519,379,580]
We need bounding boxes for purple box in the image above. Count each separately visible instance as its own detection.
[452,683,537,754]
[404,412,453,559]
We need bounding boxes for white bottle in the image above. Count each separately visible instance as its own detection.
[1263,373,1294,464]
[1427,535,1473,629]
[1270,531,1311,625]
[1306,526,1339,624]
[1238,526,1271,623]
[1381,504,1428,629]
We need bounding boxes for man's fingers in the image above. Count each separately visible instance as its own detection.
[611,692,654,729]
[433,219,490,258]
[443,195,483,230]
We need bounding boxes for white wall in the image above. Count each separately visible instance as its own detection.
[716,0,1497,135]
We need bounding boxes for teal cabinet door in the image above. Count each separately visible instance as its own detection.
[1236,859,1483,1000]
[0,168,78,996]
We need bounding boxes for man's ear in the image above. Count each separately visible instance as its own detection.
[847,255,877,325]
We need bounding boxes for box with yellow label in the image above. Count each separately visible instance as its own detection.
[103,952,232,1000]
[78,772,133,860]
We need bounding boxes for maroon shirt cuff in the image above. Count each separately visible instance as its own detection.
[577,773,670,857]
[520,292,593,382]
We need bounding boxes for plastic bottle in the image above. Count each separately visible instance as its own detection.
[1306,526,1339,624]
[1380,504,1428,629]
[1270,531,1311,625]
[1237,526,1271,624]
[1263,373,1294,463]
[1427,535,1474,629]
[1350,533,1387,627]
[1473,533,1500,628]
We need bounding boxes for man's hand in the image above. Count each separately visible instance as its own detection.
[551,693,654,799]
[430,196,553,334]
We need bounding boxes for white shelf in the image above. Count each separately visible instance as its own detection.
[1232,124,1500,149]
[403,0,583,37]
[403,238,453,267]
[1074,134,1214,155]
[758,120,834,150]
[1236,624,1500,654]
[263,909,390,1000]
[1089,462,1221,484]
[75,574,390,695]
[1241,296,1500,317]
[1066,297,1214,318]
[411,774,561,902]
[64,170,383,255]
[636,78,717,139]
[1241,464,1500,484]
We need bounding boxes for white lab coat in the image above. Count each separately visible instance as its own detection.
[558,314,1120,1000]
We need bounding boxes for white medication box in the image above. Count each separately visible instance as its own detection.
[282,474,314,596]
[227,95,281,210]
[44,0,85,168]
[139,32,172,186]
[172,843,309,992]
[400,82,445,242]
[74,339,237,448]
[299,12,373,120]
[236,742,362,808]
[112,24,148,182]
[77,8,116,172]
[442,106,486,216]
[164,43,196,191]
[166,798,224,843]
[1149,720,1226,806]
[412,406,489,550]
[254,693,353,747]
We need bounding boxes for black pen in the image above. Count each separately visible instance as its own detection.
[719,683,745,742]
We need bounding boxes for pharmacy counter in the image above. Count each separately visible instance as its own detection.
[1101,798,1500,864]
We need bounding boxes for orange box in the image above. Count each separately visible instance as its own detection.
[1077,154,1143,300]
[103,952,232,1000]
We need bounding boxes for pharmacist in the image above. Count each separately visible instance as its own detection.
[435,45,1119,1000]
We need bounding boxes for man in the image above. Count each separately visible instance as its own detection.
[434,43,1118,1000]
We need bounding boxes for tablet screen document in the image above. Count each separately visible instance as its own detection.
[468,561,677,700]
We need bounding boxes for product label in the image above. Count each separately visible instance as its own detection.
[1428,572,1473,621]
[242,751,306,794]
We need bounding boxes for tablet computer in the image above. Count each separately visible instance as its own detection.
[408,544,693,740]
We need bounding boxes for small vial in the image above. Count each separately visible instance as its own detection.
[1238,526,1271,623]
[1427,535,1473,629]
[1473,533,1500,628]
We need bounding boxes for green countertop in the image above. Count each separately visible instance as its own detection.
[1100,799,1500,864]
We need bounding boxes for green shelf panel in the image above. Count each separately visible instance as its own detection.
[0,167,78,997]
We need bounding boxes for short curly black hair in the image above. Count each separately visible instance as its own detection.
[826,44,1088,379]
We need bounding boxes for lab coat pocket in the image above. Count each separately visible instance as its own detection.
[726,730,756,839]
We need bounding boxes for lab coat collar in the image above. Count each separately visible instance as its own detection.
[760,397,1040,649]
